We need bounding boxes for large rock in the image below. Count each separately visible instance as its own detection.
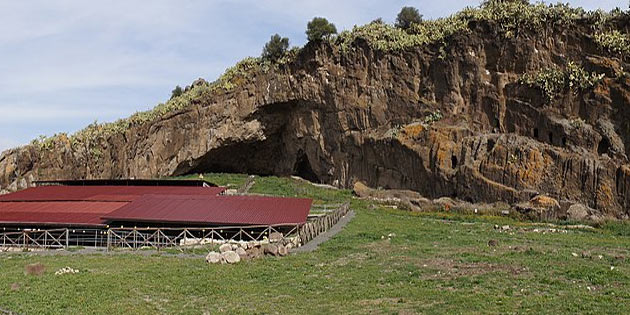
[235,247,248,259]
[205,251,222,264]
[2,15,630,219]
[246,246,263,259]
[221,251,241,264]
[262,244,279,256]
[567,204,591,221]
[219,244,232,253]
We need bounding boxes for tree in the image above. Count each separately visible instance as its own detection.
[370,17,385,25]
[306,17,337,42]
[262,34,289,61]
[395,6,422,30]
[170,85,183,99]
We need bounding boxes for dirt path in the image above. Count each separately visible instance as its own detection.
[293,210,355,253]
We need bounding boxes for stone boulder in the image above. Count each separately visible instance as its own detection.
[277,244,288,256]
[530,195,560,210]
[247,246,263,259]
[262,244,279,256]
[235,247,248,260]
[514,195,561,219]
[567,203,591,221]
[205,251,222,264]
[219,244,232,253]
[221,251,241,264]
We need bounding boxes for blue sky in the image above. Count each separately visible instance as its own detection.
[0,0,623,152]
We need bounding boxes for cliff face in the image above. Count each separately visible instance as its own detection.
[2,16,630,218]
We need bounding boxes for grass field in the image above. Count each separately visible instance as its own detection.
[1,174,629,314]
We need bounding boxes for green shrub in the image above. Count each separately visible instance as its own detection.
[424,110,443,125]
[594,30,630,57]
[170,85,183,99]
[262,34,289,61]
[519,62,605,101]
[395,7,423,30]
[306,17,337,42]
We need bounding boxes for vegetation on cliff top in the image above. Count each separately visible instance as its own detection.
[28,1,630,156]
[519,62,606,101]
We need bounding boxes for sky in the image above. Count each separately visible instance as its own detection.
[0,0,624,152]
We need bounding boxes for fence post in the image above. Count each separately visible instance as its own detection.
[106,229,111,252]
[65,229,69,249]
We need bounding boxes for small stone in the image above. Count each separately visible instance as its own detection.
[501,210,510,216]
[247,246,263,259]
[206,251,222,264]
[571,252,578,257]
[277,244,288,256]
[219,244,232,253]
[231,244,239,250]
[221,251,241,264]
[597,255,603,260]
[581,251,591,259]
[501,225,510,231]
[263,244,279,256]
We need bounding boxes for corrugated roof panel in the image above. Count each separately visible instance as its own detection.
[0,202,127,226]
[103,195,312,225]
[0,186,226,202]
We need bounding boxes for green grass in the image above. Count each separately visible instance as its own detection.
[1,174,630,314]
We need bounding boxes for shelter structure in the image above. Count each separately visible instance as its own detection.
[0,179,312,230]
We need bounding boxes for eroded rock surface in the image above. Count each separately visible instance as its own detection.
[1,19,630,218]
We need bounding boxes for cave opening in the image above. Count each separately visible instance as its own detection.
[533,128,539,139]
[598,137,611,155]
[548,132,553,144]
[451,155,458,169]
[487,139,496,152]
[293,151,319,183]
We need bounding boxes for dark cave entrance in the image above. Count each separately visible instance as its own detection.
[293,150,319,183]
[598,137,611,155]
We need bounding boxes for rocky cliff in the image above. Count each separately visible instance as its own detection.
[2,3,630,218]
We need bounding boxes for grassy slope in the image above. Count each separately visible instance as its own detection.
[1,174,630,314]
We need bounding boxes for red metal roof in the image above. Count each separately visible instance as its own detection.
[0,201,127,226]
[0,186,226,202]
[102,195,312,225]
[0,185,310,227]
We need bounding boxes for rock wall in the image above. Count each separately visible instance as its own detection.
[2,19,630,218]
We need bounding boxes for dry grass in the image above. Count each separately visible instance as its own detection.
[23,263,45,276]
